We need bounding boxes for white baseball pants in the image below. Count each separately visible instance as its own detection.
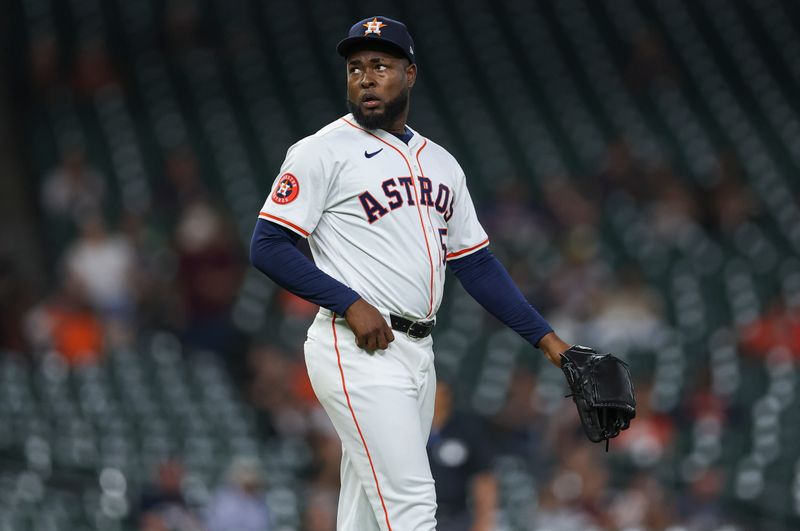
[304,309,438,531]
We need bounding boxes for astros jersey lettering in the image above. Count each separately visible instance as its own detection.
[259,114,489,320]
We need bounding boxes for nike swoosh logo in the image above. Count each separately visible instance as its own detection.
[364,148,383,159]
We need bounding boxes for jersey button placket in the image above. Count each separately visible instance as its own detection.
[405,143,435,318]
[410,148,441,307]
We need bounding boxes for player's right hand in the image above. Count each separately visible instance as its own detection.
[343,299,395,351]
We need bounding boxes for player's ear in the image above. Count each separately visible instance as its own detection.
[406,63,417,89]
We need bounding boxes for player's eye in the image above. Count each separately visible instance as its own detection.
[375,64,387,71]
[349,67,362,74]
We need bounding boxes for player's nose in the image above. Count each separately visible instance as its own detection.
[360,72,377,88]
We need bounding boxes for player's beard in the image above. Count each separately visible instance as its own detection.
[347,87,409,131]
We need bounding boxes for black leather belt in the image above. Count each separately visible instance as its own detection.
[390,314,435,339]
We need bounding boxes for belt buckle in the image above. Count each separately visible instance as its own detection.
[407,320,433,339]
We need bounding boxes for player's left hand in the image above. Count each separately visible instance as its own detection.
[344,298,395,351]
[537,332,570,367]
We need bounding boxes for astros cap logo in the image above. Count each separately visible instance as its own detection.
[363,17,386,36]
[338,16,416,64]
[272,173,300,204]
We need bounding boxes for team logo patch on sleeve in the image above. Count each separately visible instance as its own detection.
[272,173,300,204]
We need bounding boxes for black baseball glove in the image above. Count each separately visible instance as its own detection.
[560,345,636,449]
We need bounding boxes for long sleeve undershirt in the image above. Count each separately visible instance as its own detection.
[249,219,360,316]
[250,220,553,346]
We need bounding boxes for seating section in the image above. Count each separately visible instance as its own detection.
[10,0,800,529]
[0,336,311,529]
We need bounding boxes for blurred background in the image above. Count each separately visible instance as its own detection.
[1,0,800,529]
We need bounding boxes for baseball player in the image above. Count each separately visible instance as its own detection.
[250,16,571,531]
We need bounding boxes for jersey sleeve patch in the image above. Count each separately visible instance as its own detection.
[271,173,300,204]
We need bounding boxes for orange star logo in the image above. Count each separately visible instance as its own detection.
[363,17,387,36]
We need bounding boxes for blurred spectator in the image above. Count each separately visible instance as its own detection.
[427,378,497,531]
[28,31,59,95]
[648,166,699,237]
[42,147,106,227]
[205,456,272,531]
[481,177,549,252]
[139,511,170,531]
[302,487,337,531]
[164,0,206,53]
[624,29,680,92]
[679,468,727,530]
[25,270,103,365]
[278,290,320,321]
[248,344,311,437]
[541,178,599,233]
[740,299,800,359]
[609,472,676,529]
[275,273,324,346]
[547,227,611,336]
[480,178,556,306]
[174,200,243,350]
[540,400,588,468]
[708,151,758,232]
[681,366,734,434]
[64,214,138,346]
[155,146,208,230]
[119,210,181,332]
[306,421,342,491]
[595,140,647,200]
[614,382,676,467]
[70,37,118,96]
[136,458,203,531]
[536,485,600,531]
[584,265,667,353]
[301,412,341,531]
[488,369,544,461]
[537,444,612,530]
[0,257,34,351]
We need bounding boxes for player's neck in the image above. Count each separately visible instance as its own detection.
[384,109,409,135]
[384,121,407,135]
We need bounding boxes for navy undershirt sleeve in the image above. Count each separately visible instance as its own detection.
[449,248,553,347]
[249,219,361,316]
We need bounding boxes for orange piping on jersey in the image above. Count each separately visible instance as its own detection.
[258,212,310,237]
[414,141,443,317]
[341,118,436,318]
[331,315,394,531]
[446,238,490,259]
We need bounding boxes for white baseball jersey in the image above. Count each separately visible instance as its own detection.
[258,113,489,320]
[259,114,490,530]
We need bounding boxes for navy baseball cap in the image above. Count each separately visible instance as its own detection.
[336,16,416,64]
